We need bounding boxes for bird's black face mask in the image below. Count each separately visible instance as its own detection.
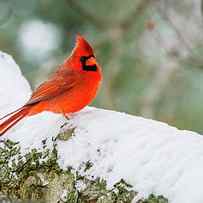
[80,55,97,71]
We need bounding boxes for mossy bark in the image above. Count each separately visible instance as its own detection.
[0,138,168,203]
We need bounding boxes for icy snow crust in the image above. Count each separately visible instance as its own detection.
[1,51,203,203]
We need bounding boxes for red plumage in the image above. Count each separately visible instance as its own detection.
[0,34,102,136]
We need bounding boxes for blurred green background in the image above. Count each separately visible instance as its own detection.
[0,0,203,133]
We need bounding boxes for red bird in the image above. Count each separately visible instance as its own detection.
[0,34,102,136]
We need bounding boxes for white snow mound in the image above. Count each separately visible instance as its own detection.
[1,51,203,203]
[0,51,31,117]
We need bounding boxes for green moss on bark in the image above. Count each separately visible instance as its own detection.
[138,194,168,203]
[0,139,168,203]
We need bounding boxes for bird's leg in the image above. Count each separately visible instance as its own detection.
[60,110,69,129]
[63,113,70,121]
[60,121,68,129]
[59,107,69,121]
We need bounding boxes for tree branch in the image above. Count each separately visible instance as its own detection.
[120,0,153,30]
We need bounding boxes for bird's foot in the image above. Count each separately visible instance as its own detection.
[60,122,68,129]
[63,114,70,121]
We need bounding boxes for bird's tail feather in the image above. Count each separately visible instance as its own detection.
[0,106,30,136]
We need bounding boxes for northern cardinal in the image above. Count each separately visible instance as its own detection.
[0,34,102,136]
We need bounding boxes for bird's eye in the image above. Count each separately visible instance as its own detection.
[80,56,86,63]
[80,55,97,72]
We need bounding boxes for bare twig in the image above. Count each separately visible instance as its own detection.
[157,4,203,70]
[140,0,203,117]
[139,11,181,118]
[120,0,154,30]
[157,6,194,53]
[140,59,179,118]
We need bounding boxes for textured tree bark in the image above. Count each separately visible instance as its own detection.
[0,137,167,203]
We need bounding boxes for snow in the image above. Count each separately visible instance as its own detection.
[6,111,64,151]
[58,109,203,203]
[1,51,203,203]
[0,51,31,117]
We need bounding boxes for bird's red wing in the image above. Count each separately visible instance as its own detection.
[26,69,80,105]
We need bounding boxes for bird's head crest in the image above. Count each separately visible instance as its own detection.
[64,34,101,73]
[72,34,94,57]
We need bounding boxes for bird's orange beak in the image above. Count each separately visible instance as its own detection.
[86,56,96,66]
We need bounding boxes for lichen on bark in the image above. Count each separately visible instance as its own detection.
[0,139,168,203]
